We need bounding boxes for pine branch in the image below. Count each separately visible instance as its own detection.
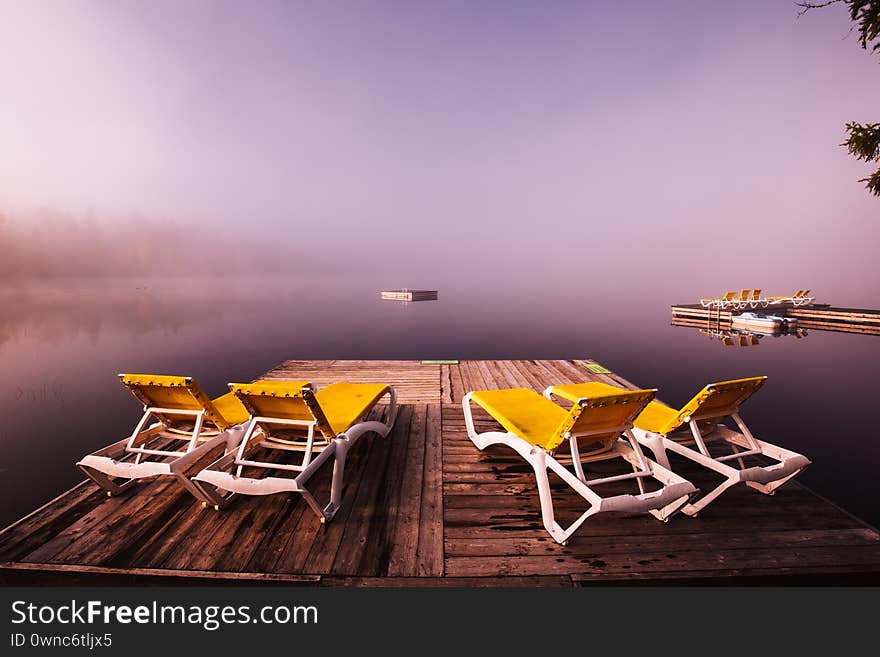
[848,0,880,53]
[843,122,880,161]
[859,168,880,195]
[797,1,880,53]
[799,2,880,197]
[796,1,844,18]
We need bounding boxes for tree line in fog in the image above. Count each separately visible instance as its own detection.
[0,208,307,281]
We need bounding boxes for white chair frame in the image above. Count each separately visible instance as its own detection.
[462,392,696,544]
[192,387,398,523]
[77,405,247,501]
[633,409,810,517]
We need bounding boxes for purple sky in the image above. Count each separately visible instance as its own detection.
[1,1,878,304]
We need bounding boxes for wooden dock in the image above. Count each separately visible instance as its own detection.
[2,359,879,586]
[671,303,880,336]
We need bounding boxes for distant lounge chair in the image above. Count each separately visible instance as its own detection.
[77,375,251,499]
[748,288,767,309]
[766,289,802,305]
[700,291,737,309]
[564,377,809,517]
[192,380,397,522]
[462,386,696,544]
[767,289,814,307]
[732,289,753,310]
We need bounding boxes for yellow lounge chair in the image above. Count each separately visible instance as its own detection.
[766,289,800,305]
[793,289,813,306]
[192,380,397,522]
[700,291,737,309]
[547,377,810,517]
[732,289,753,310]
[748,288,767,309]
[767,289,814,307]
[77,375,251,499]
[462,387,696,544]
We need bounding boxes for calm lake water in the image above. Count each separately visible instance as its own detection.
[1,278,878,528]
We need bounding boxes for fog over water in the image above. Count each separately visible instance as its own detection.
[1,1,878,300]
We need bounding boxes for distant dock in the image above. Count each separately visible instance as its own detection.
[2,359,879,586]
[380,289,438,302]
[671,303,880,336]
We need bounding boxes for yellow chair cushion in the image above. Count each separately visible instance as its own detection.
[550,381,626,401]
[551,376,765,436]
[229,381,314,422]
[544,382,657,449]
[471,388,569,451]
[635,376,766,435]
[120,374,205,411]
[230,380,390,440]
[551,380,683,434]
[120,373,240,431]
[210,391,251,426]
[633,401,681,434]
[316,383,391,435]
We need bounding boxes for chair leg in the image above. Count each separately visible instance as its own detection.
[171,472,205,503]
[648,492,694,522]
[78,465,137,497]
[635,431,672,470]
[188,476,237,510]
[746,467,804,495]
[527,447,572,543]
[681,476,739,516]
[322,439,350,523]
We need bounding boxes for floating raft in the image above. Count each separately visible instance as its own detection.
[671,304,880,336]
[2,359,879,586]
[380,290,438,302]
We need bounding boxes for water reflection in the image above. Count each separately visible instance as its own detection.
[675,324,810,347]
[705,328,809,347]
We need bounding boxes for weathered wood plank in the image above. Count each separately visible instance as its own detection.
[263,360,441,403]
[0,562,320,585]
[323,408,411,575]
[22,476,182,564]
[570,565,880,584]
[277,432,371,574]
[161,449,295,571]
[416,404,444,576]
[242,467,335,574]
[355,405,417,576]
[440,364,452,404]
[448,363,466,403]
[0,483,105,563]
[445,528,879,557]
[445,545,880,577]
[319,575,573,587]
[387,405,427,576]
[462,360,488,392]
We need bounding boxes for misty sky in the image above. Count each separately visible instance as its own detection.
[1,1,878,302]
